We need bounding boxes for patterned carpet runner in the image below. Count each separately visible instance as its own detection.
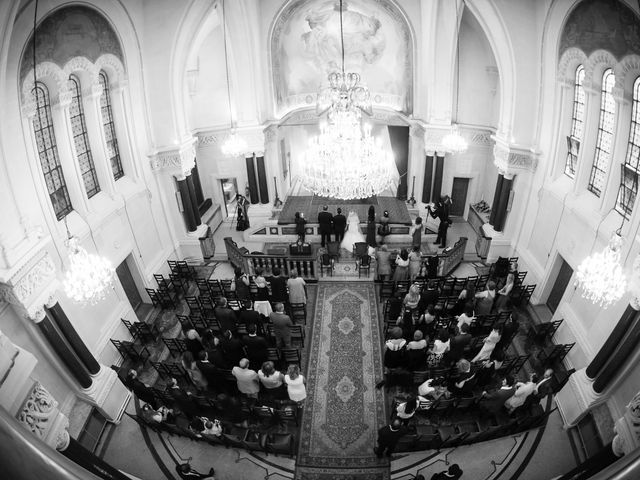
[295,282,389,480]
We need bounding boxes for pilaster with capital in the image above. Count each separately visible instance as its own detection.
[148,137,197,180]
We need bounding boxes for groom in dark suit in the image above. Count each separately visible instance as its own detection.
[318,205,334,247]
[333,208,347,243]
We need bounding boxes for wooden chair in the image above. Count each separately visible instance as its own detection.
[319,253,333,277]
[281,348,302,366]
[264,433,294,457]
[538,343,574,366]
[353,242,368,258]
[110,339,151,365]
[529,319,563,344]
[275,406,299,426]
[379,281,395,301]
[290,325,305,348]
[290,303,306,325]
[327,241,341,261]
[121,318,156,344]
[162,338,187,358]
[358,255,371,278]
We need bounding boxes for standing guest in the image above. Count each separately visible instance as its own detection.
[429,195,451,248]
[220,330,245,368]
[479,375,516,415]
[452,281,475,316]
[253,268,273,318]
[366,208,377,248]
[427,328,450,367]
[393,249,410,281]
[287,269,307,307]
[294,212,307,243]
[238,300,263,334]
[185,329,204,357]
[450,359,476,396]
[406,330,428,370]
[197,351,223,391]
[474,348,505,387]
[168,378,198,419]
[269,303,294,348]
[495,313,519,352]
[374,419,405,458]
[447,323,472,364]
[214,297,237,333]
[333,208,347,243]
[505,373,539,413]
[475,281,497,315]
[408,246,422,280]
[201,332,228,369]
[258,361,286,398]
[317,205,334,247]
[384,327,407,370]
[232,267,251,301]
[125,370,158,408]
[181,351,208,391]
[411,217,423,249]
[268,267,288,303]
[242,323,269,371]
[430,464,463,480]
[378,210,391,242]
[284,364,307,403]
[456,306,475,333]
[231,358,260,398]
[375,245,393,282]
[471,327,501,363]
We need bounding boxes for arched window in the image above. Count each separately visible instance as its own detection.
[32,82,73,220]
[98,71,123,180]
[588,69,616,196]
[616,77,640,218]
[565,65,585,177]
[68,74,100,197]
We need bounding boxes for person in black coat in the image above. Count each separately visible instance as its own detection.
[268,267,288,303]
[374,419,406,457]
[125,370,158,408]
[495,312,519,352]
[446,323,472,364]
[168,378,198,419]
[333,208,347,243]
[429,195,452,248]
[479,375,516,415]
[214,297,237,333]
[294,211,307,243]
[242,323,269,371]
[238,300,264,335]
[220,330,245,368]
[185,329,204,358]
[196,351,223,392]
[318,205,334,247]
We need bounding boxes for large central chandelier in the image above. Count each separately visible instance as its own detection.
[63,236,114,305]
[301,0,395,199]
[575,232,626,308]
[220,0,248,157]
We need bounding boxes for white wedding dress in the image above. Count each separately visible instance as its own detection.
[340,211,366,250]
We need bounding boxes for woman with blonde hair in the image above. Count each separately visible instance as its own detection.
[284,364,307,403]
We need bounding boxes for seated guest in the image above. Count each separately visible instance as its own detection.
[181,351,208,391]
[416,305,436,337]
[498,272,515,296]
[450,359,476,396]
[242,323,269,371]
[472,327,501,363]
[455,306,475,333]
[403,284,421,312]
[475,281,497,315]
[474,348,505,387]
[220,330,245,368]
[125,369,158,408]
[188,416,207,437]
[214,393,246,427]
[258,361,286,399]
[418,377,451,401]
[268,267,288,303]
[197,351,223,392]
[253,268,273,318]
[419,281,439,313]
[214,297,237,333]
[284,364,307,404]
[202,419,222,437]
[384,327,407,369]
[535,368,556,398]
[495,313,518,352]
[395,395,418,424]
[168,378,198,420]
[505,373,539,413]
[406,330,428,370]
[185,329,204,358]
[231,358,260,398]
[479,375,516,415]
[426,328,450,367]
[447,323,472,364]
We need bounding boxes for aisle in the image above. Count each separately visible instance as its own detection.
[295,282,389,480]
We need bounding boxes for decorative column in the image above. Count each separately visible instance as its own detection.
[408,124,425,206]
[176,174,198,232]
[185,173,202,224]
[489,173,514,232]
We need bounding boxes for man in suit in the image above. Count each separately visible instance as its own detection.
[220,329,245,368]
[496,312,519,352]
[197,351,224,392]
[242,323,269,371]
[447,323,472,363]
[536,368,556,398]
[168,378,198,419]
[374,419,405,457]
[333,207,347,243]
[213,297,237,333]
[429,195,452,248]
[269,302,294,348]
[318,205,334,247]
[268,267,288,303]
[479,375,516,415]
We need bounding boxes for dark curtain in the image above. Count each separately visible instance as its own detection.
[191,160,204,206]
[432,154,445,202]
[256,155,269,204]
[422,154,434,203]
[245,155,259,205]
[387,125,409,200]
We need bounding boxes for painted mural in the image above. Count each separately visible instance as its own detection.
[20,6,124,84]
[559,0,640,60]
[271,0,412,115]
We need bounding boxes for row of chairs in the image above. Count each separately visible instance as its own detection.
[186,295,307,324]
[128,412,295,457]
[196,278,235,300]
[146,287,179,310]
[410,354,530,385]
[167,260,196,281]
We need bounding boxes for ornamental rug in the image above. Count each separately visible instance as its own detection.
[295,282,389,480]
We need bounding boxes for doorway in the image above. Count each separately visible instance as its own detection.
[219,178,238,217]
[547,256,573,313]
[116,257,142,311]
[450,177,469,216]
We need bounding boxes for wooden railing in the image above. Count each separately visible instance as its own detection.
[436,236,468,277]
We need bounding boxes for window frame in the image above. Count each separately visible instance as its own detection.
[565,65,586,178]
[68,74,100,198]
[32,82,73,220]
[588,69,616,197]
[98,71,124,181]
[616,77,640,218]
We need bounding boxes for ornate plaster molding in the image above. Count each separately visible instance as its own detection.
[423,125,494,154]
[0,250,56,309]
[149,139,197,177]
[612,389,640,457]
[196,129,264,156]
[493,141,538,177]
[17,382,70,451]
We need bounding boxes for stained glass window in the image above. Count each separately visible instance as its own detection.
[99,72,124,180]
[565,65,585,177]
[32,82,73,220]
[68,75,100,197]
[616,77,640,218]
[588,69,616,196]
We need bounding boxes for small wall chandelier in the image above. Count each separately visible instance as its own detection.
[63,223,114,305]
[575,231,626,308]
[441,1,468,155]
[220,0,248,157]
[301,0,395,199]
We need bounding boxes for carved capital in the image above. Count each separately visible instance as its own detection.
[17,382,70,451]
[149,138,197,176]
[493,140,538,176]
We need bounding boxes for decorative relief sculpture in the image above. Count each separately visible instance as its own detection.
[17,382,70,451]
[612,389,640,457]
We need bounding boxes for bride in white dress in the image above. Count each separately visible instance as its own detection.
[340,211,366,251]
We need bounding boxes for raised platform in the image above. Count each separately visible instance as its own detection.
[278,195,412,225]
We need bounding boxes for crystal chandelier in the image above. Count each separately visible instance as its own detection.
[575,232,626,308]
[302,0,395,199]
[63,237,114,305]
[220,0,248,157]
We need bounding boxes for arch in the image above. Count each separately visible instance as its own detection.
[95,53,127,87]
[584,49,619,91]
[62,56,99,91]
[615,54,640,96]
[558,47,588,85]
[21,61,67,104]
